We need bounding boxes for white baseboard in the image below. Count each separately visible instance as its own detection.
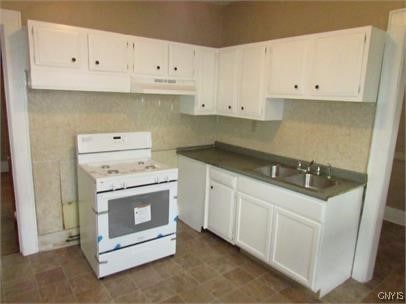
[1,161,9,173]
[384,206,405,226]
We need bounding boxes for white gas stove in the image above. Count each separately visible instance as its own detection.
[77,132,178,278]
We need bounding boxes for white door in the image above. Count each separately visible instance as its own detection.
[32,25,82,68]
[88,32,130,73]
[216,48,239,116]
[268,39,309,96]
[168,44,195,79]
[195,47,217,113]
[133,38,168,77]
[207,179,235,243]
[309,30,366,98]
[271,207,320,287]
[235,193,273,262]
[238,44,267,118]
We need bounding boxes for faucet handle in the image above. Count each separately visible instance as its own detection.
[327,163,332,179]
[297,160,302,169]
[316,166,321,176]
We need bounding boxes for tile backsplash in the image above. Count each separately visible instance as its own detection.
[29,90,376,247]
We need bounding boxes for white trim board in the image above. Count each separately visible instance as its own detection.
[352,9,406,282]
[0,9,39,255]
[384,206,406,226]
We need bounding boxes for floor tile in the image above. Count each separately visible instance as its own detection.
[69,272,103,294]
[186,263,220,283]
[164,273,200,293]
[35,266,66,287]
[74,285,112,303]
[102,272,137,299]
[177,285,217,303]
[257,269,292,292]
[239,277,278,302]
[113,289,146,303]
[161,294,185,303]
[223,267,256,286]
[129,264,164,289]
[142,280,177,303]
[199,276,238,298]
[152,257,184,279]
[280,283,321,303]
[38,280,75,303]
[3,289,43,303]
[217,288,259,303]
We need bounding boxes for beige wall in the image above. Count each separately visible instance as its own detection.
[222,1,404,46]
[1,1,224,47]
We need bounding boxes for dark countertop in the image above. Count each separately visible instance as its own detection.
[177,142,366,201]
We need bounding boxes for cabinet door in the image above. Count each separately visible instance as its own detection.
[207,180,235,243]
[133,38,168,77]
[32,26,82,68]
[310,30,366,98]
[216,48,239,116]
[235,193,273,262]
[88,32,130,73]
[238,44,267,118]
[268,39,309,96]
[168,44,195,79]
[271,207,320,287]
[195,47,217,113]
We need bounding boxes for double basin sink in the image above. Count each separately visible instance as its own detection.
[254,164,336,191]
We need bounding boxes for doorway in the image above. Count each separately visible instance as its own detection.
[0,50,19,256]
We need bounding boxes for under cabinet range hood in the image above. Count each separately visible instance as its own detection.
[130,76,196,96]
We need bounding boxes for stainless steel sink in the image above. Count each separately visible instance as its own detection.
[281,173,337,190]
[255,164,298,178]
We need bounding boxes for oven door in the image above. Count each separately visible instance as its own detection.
[95,182,177,253]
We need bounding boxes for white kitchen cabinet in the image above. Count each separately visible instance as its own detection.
[235,193,273,262]
[168,44,195,79]
[88,32,130,73]
[310,30,366,98]
[270,206,320,287]
[31,24,83,69]
[177,156,207,232]
[180,47,217,115]
[237,44,267,119]
[133,38,168,77]
[216,47,239,116]
[207,180,235,243]
[267,26,385,102]
[268,39,309,96]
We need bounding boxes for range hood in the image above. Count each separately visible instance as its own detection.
[130,76,196,96]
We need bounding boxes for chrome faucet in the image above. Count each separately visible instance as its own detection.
[327,163,333,179]
[306,160,315,173]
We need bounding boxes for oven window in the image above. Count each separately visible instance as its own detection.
[108,190,169,239]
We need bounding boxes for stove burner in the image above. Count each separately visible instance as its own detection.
[138,161,145,165]
[107,169,119,174]
[101,165,110,169]
[145,165,156,170]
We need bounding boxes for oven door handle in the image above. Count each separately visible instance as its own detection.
[92,207,108,215]
[94,255,108,265]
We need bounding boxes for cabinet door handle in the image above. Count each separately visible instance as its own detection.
[228,105,232,110]
[71,57,76,63]
[174,67,178,71]
[201,104,205,108]
[95,60,100,65]
[156,65,161,70]
[294,84,298,89]
[210,185,213,189]
[241,106,244,110]
[315,84,319,89]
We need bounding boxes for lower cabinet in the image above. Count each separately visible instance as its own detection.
[207,179,236,244]
[235,193,273,262]
[270,207,320,287]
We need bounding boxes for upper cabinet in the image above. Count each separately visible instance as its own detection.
[268,26,386,102]
[268,39,309,96]
[216,47,239,116]
[168,44,195,79]
[133,38,168,77]
[180,47,217,115]
[27,20,386,109]
[88,32,130,73]
[31,25,83,69]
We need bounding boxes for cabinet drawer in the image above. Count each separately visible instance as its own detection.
[238,176,325,222]
[209,167,237,188]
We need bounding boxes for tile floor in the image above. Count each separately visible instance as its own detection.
[1,220,404,303]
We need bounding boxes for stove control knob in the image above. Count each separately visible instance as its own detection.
[123,182,127,189]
